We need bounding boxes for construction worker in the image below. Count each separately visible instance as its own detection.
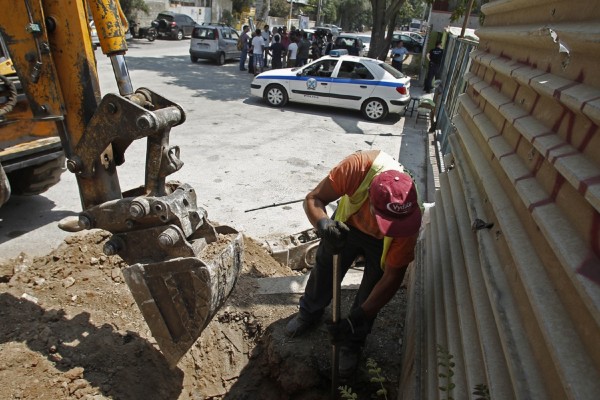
[285,150,422,377]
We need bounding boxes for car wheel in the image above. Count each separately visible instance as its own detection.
[176,30,183,40]
[361,98,388,121]
[190,55,199,63]
[265,84,288,107]
[217,52,226,65]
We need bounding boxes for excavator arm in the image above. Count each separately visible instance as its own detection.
[0,0,242,367]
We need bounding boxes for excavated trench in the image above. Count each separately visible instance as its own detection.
[0,230,405,399]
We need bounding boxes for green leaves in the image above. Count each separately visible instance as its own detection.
[339,358,388,399]
[339,385,358,400]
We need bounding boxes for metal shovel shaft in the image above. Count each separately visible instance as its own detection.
[331,253,341,398]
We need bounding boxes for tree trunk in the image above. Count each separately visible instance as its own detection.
[368,0,405,60]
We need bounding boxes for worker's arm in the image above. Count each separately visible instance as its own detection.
[360,264,408,319]
[303,176,340,227]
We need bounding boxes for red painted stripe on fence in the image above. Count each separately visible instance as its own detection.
[577,253,600,286]
[578,175,600,196]
[553,81,579,100]
[528,198,553,212]
[531,131,554,145]
[580,96,600,113]
[578,124,598,153]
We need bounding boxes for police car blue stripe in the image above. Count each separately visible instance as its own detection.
[255,75,405,87]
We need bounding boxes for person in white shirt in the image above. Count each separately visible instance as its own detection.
[261,25,271,67]
[287,37,298,68]
[251,29,265,74]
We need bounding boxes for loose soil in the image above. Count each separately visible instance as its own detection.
[0,230,407,400]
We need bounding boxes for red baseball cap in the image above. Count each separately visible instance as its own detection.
[369,170,421,237]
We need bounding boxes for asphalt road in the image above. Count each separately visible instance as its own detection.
[0,38,431,262]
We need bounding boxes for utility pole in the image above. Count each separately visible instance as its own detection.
[288,0,294,30]
[317,0,322,25]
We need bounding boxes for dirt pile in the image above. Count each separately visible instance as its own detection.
[0,230,406,399]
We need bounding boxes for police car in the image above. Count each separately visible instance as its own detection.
[250,50,411,121]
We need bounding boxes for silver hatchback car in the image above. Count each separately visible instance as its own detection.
[189,24,241,65]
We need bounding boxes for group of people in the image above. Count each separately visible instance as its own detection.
[240,24,444,94]
[238,25,335,74]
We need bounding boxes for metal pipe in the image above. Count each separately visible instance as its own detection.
[331,253,341,398]
[110,54,134,96]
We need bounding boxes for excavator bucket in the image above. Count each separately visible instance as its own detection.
[78,183,243,367]
[122,228,243,367]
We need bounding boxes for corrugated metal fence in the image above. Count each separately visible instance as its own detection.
[400,0,600,399]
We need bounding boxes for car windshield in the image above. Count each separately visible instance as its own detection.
[157,14,174,22]
[378,62,404,79]
[358,36,371,44]
[193,27,216,39]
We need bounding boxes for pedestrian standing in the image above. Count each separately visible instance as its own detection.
[310,41,321,62]
[287,36,298,68]
[239,25,250,71]
[424,41,444,93]
[270,35,284,69]
[284,150,422,378]
[323,33,334,56]
[390,41,409,73]
[251,29,265,75]
[261,25,271,68]
[296,32,310,67]
[281,27,290,66]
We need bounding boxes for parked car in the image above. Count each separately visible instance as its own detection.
[189,24,241,65]
[89,21,131,50]
[400,31,425,45]
[318,24,341,36]
[89,21,100,49]
[250,54,410,121]
[356,34,372,56]
[333,35,364,56]
[313,26,339,38]
[152,12,198,40]
[391,33,423,53]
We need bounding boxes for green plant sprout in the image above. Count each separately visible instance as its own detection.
[473,383,491,400]
[338,385,358,400]
[437,344,456,400]
[367,358,388,399]
[337,358,388,399]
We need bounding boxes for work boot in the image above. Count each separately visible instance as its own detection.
[284,312,318,338]
[339,346,360,379]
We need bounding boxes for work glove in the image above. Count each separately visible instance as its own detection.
[327,307,370,345]
[316,218,350,254]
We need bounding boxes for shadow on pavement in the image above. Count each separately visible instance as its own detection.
[0,195,76,246]
[0,293,184,400]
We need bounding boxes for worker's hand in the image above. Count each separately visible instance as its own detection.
[316,218,349,254]
[327,307,369,345]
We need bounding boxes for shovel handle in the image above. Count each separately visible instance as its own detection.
[331,253,342,398]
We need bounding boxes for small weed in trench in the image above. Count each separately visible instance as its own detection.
[338,358,388,399]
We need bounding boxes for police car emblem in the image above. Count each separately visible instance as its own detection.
[306,78,318,90]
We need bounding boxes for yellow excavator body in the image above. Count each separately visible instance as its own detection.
[0,0,243,367]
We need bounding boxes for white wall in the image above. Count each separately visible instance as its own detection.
[429,11,480,33]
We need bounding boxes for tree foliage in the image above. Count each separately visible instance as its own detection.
[269,0,291,18]
[119,0,149,20]
[232,0,253,14]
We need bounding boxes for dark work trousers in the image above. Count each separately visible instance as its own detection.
[299,225,384,348]
[424,62,440,92]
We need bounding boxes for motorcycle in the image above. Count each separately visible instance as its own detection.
[130,20,157,42]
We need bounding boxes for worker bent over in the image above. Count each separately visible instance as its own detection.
[285,150,422,378]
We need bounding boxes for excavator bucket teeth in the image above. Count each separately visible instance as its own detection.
[122,231,243,367]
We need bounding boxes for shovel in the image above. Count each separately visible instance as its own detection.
[331,253,342,398]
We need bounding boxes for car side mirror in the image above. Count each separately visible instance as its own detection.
[296,72,302,76]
